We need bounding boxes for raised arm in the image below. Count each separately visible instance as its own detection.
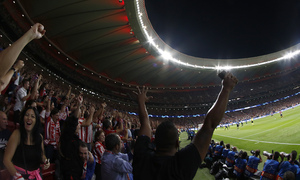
[65,86,72,100]
[94,102,106,121]
[81,105,95,127]
[30,74,42,99]
[192,72,238,161]
[0,60,24,92]
[74,94,83,118]
[259,154,262,163]
[115,120,124,134]
[134,86,152,138]
[0,23,45,78]
[121,119,129,141]
[45,91,54,113]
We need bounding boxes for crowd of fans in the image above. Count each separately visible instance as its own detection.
[0,23,299,180]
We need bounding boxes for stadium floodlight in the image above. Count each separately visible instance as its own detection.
[282,50,300,59]
[148,36,154,45]
[161,51,172,60]
[216,66,233,71]
[283,52,294,59]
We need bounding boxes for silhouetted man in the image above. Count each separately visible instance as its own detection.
[133,72,238,180]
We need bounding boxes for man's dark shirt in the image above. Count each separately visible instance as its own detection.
[0,129,11,150]
[0,129,11,168]
[60,134,83,180]
[133,136,201,180]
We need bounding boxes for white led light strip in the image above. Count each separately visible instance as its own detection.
[135,0,300,70]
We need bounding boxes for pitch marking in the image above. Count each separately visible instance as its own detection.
[213,134,300,146]
[242,118,299,138]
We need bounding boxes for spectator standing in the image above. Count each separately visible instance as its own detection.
[78,106,95,151]
[44,93,62,179]
[92,102,106,140]
[60,95,84,180]
[102,118,123,135]
[13,79,31,124]
[3,107,49,179]
[101,133,133,180]
[78,105,87,141]
[92,130,105,180]
[44,108,61,163]
[132,72,238,180]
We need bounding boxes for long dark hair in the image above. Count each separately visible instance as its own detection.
[19,107,42,160]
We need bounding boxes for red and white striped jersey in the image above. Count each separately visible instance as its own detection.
[78,118,93,143]
[44,116,61,149]
[93,141,105,164]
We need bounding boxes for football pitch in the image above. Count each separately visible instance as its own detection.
[179,105,300,179]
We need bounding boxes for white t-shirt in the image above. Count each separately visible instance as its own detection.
[13,87,27,111]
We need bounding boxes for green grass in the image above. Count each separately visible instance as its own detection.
[179,105,300,180]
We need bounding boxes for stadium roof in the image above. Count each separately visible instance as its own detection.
[1,0,300,90]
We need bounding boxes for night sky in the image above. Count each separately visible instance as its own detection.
[145,0,300,59]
